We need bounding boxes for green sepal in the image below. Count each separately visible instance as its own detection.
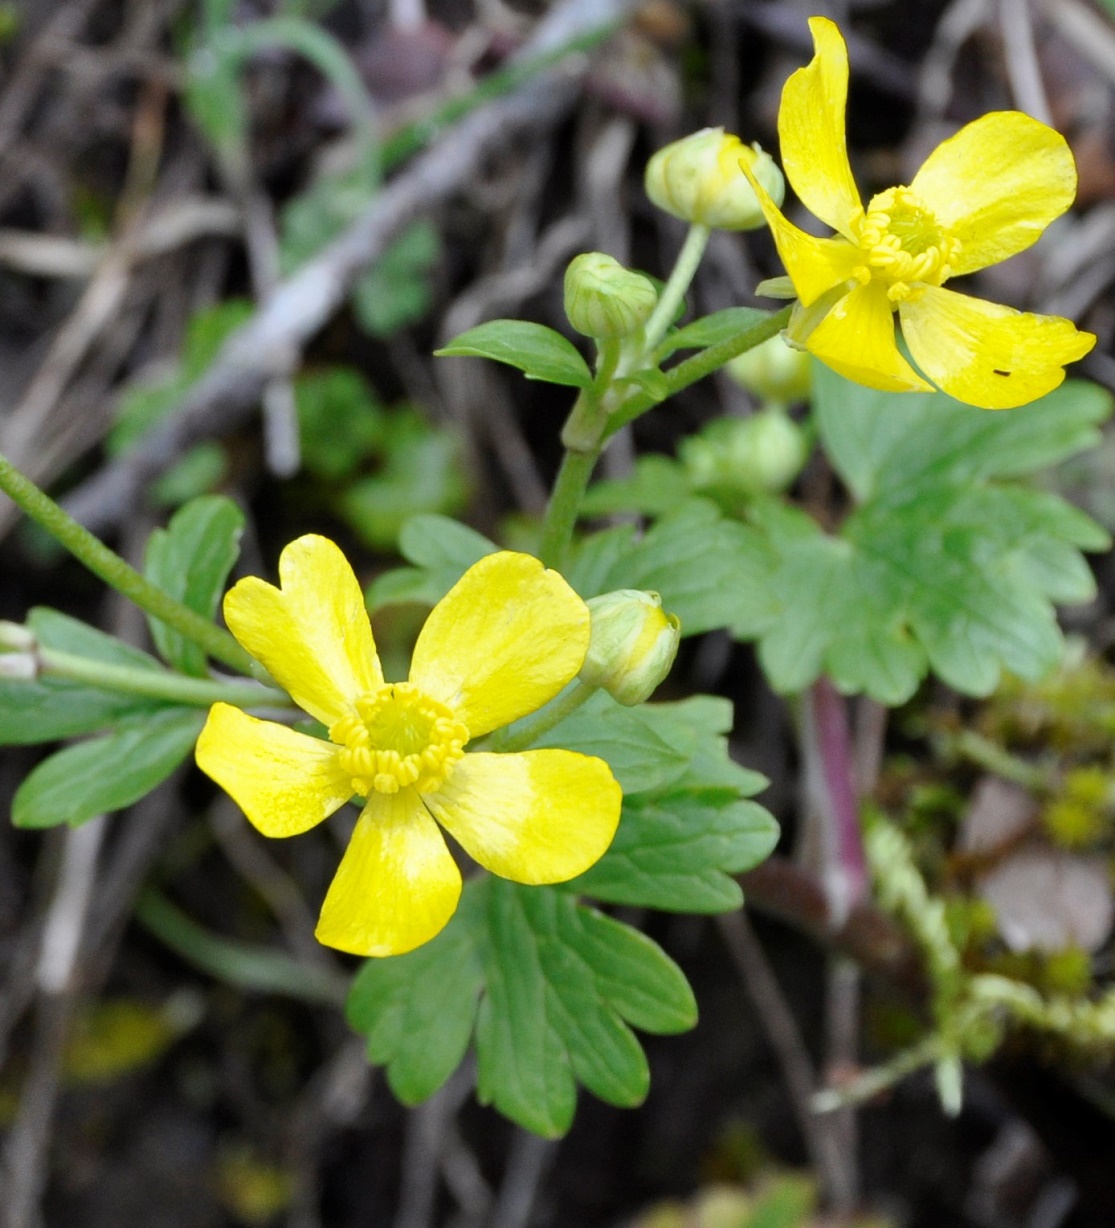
[144,495,245,675]
[435,321,593,390]
[12,707,206,828]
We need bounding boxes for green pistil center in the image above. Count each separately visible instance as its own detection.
[853,186,960,303]
[330,683,469,796]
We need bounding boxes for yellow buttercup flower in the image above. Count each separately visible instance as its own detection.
[195,536,621,958]
[742,16,1095,410]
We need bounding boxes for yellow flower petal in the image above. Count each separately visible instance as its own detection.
[422,750,621,885]
[315,789,462,957]
[910,112,1078,277]
[409,552,589,739]
[899,285,1096,410]
[224,535,383,727]
[778,16,863,239]
[739,160,864,307]
[801,281,933,393]
[196,703,353,837]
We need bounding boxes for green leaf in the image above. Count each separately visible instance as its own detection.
[743,373,1113,702]
[367,515,497,610]
[338,413,469,551]
[110,300,253,454]
[568,499,778,636]
[351,221,439,338]
[436,321,593,389]
[659,307,770,355]
[345,890,485,1105]
[579,454,692,517]
[0,678,165,747]
[345,878,697,1137]
[0,609,173,746]
[815,366,1112,503]
[569,793,778,912]
[295,368,385,481]
[12,708,206,828]
[524,690,694,794]
[475,880,695,1134]
[144,496,245,675]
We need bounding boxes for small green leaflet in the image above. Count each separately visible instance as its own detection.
[436,320,594,390]
[346,878,696,1137]
[746,373,1113,703]
[13,708,206,829]
[144,495,245,676]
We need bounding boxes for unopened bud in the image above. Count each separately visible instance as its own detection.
[0,652,38,680]
[0,620,36,652]
[564,253,658,340]
[681,410,808,498]
[645,129,784,231]
[581,590,680,705]
[726,334,812,407]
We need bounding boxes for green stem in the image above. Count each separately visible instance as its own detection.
[538,447,600,570]
[950,729,1049,792]
[39,647,292,710]
[134,888,348,1006]
[811,1033,943,1113]
[641,223,710,354]
[0,453,256,676]
[608,304,793,435]
[488,680,598,753]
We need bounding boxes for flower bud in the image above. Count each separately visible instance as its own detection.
[644,129,784,231]
[581,590,680,706]
[0,652,37,680]
[726,334,812,407]
[0,620,36,652]
[564,253,658,340]
[681,410,808,499]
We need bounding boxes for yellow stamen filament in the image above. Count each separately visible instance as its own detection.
[330,683,469,796]
[851,186,960,304]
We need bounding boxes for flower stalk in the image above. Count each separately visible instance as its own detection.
[0,453,257,677]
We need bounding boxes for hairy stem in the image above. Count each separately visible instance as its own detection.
[0,453,256,676]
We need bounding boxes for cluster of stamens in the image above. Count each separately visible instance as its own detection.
[851,186,960,304]
[330,683,469,796]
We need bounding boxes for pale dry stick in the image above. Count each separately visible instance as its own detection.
[915,0,993,124]
[393,1063,478,1228]
[580,113,637,263]
[0,0,102,162]
[439,1119,494,1227]
[488,1131,559,1228]
[999,0,1054,126]
[285,1038,376,1228]
[62,0,641,535]
[236,185,303,477]
[1043,0,1115,83]
[437,212,591,514]
[209,795,332,966]
[717,910,857,1212]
